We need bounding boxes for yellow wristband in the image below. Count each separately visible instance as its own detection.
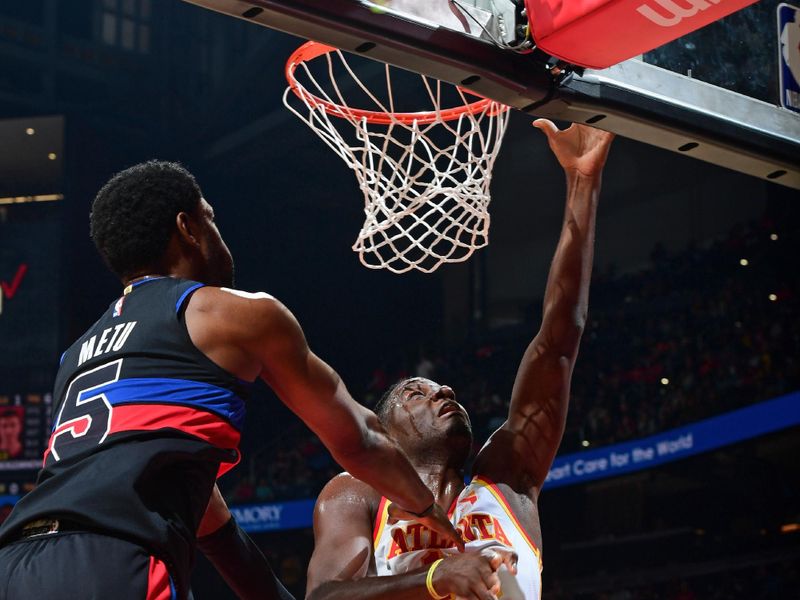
[426,558,449,600]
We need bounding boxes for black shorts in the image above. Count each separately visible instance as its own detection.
[0,531,179,600]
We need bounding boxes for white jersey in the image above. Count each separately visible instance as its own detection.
[373,476,542,600]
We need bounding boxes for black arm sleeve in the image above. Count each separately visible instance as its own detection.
[196,517,296,600]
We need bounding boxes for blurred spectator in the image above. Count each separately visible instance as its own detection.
[0,408,24,460]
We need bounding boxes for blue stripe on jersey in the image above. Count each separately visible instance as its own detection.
[131,276,166,288]
[71,377,245,430]
[176,283,205,313]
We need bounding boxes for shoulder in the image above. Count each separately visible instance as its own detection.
[308,474,381,587]
[315,472,382,520]
[318,472,382,507]
[188,286,278,313]
[186,287,293,336]
[311,473,381,557]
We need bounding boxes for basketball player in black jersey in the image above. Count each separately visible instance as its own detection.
[0,161,462,600]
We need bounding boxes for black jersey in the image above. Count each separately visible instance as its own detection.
[0,277,251,597]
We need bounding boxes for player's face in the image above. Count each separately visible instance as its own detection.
[195,198,235,287]
[0,416,21,444]
[386,378,472,447]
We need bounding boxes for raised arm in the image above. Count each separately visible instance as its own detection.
[185,287,461,546]
[307,475,513,600]
[474,121,614,490]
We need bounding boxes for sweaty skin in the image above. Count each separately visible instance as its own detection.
[305,120,614,600]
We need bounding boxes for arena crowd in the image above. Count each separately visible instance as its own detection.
[224,215,799,504]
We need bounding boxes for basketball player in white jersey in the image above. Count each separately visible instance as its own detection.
[304,119,614,600]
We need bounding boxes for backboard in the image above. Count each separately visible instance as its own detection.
[182,0,800,190]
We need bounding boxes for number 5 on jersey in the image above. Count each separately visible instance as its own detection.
[47,359,122,463]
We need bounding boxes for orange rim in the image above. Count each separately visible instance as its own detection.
[285,41,507,125]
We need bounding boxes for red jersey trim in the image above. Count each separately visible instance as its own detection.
[471,475,541,562]
[43,403,241,478]
[146,555,174,600]
[373,497,390,551]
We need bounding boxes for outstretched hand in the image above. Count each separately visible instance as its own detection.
[533,119,615,178]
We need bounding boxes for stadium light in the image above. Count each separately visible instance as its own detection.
[660,377,669,385]
[0,194,64,205]
[769,294,778,302]
[739,258,749,266]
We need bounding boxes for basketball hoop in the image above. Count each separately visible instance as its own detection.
[284,41,510,274]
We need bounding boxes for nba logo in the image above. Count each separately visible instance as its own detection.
[778,3,800,114]
[113,296,125,317]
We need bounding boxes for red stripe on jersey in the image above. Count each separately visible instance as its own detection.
[110,404,241,477]
[373,497,389,546]
[472,475,541,555]
[447,496,459,518]
[146,556,173,600]
[108,403,240,447]
[43,403,241,477]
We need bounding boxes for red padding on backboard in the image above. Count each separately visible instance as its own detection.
[525,0,758,69]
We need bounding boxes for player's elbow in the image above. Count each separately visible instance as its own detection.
[532,322,583,360]
[556,310,586,355]
[569,320,586,349]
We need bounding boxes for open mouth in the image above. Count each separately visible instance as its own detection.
[438,401,463,417]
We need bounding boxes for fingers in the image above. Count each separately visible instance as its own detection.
[430,504,465,552]
[507,552,519,575]
[453,525,466,552]
[385,504,402,525]
[532,118,558,136]
[481,569,501,597]
[471,552,503,598]
[482,547,517,572]
[386,502,409,523]
[390,503,465,551]
[488,575,501,597]
[437,519,465,552]
[487,548,518,575]
[435,519,465,552]
[462,579,497,600]
[422,510,465,552]
[442,551,509,600]
[534,118,614,144]
[469,578,499,600]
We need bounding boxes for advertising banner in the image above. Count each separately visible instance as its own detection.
[544,391,800,489]
[231,498,316,533]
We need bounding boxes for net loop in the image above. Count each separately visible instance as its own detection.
[284,41,510,274]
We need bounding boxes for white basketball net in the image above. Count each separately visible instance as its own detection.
[284,45,510,274]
